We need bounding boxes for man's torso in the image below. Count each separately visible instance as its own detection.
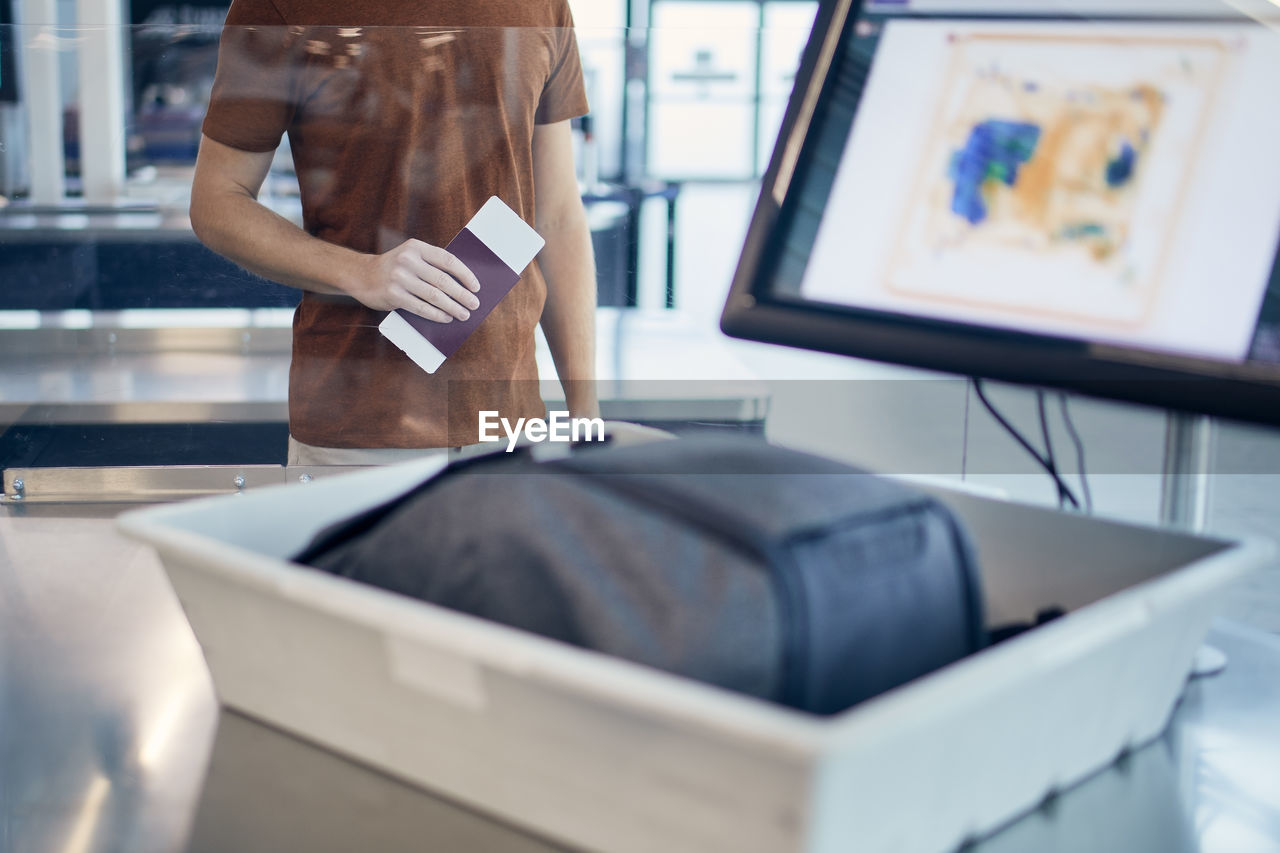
[207,0,586,447]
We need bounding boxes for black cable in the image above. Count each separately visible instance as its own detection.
[1036,390,1071,509]
[1058,393,1093,514]
[971,379,1081,510]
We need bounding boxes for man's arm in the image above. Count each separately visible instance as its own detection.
[189,134,480,323]
[533,121,600,419]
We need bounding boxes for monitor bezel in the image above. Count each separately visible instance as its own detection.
[720,0,1280,427]
[0,0,18,105]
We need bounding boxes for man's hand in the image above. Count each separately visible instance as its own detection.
[355,240,481,323]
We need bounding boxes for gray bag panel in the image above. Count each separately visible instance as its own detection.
[298,436,984,715]
[305,468,784,701]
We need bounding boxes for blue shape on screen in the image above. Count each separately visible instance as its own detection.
[949,120,1041,224]
[1105,141,1137,188]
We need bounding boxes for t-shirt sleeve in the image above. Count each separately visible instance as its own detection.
[201,0,303,152]
[534,2,590,125]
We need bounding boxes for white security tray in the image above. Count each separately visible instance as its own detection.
[118,457,1271,853]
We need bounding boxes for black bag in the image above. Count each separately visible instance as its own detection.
[296,436,986,715]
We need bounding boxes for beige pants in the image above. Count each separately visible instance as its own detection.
[286,421,675,467]
[287,436,474,467]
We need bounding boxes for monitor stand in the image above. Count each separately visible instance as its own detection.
[1161,413,1228,677]
[1160,413,1215,532]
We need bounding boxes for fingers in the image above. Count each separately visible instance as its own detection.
[420,242,481,293]
[401,301,457,324]
[392,241,482,322]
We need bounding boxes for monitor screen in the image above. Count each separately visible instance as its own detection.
[722,0,1280,426]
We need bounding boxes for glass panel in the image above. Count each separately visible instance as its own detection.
[2,9,1279,853]
[0,12,772,477]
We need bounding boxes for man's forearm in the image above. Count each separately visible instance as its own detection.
[538,207,600,419]
[190,183,366,297]
[190,135,479,322]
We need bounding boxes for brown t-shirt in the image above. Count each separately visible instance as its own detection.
[203,0,589,447]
